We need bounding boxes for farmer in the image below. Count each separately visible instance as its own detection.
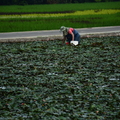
[60,26,80,45]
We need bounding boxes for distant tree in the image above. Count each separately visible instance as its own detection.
[57,0,68,3]
[102,0,112,1]
[12,0,18,4]
[42,0,47,4]
[0,0,118,5]
[37,0,44,4]
[46,0,59,4]
[77,0,85,2]
[95,0,101,2]
[71,0,77,3]
[67,0,72,3]
[16,0,27,5]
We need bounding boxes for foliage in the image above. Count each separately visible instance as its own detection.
[0,0,119,5]
[0,13,120,32]
[0,2,120,13]
[0,36,120,119]
[1,9,120,18]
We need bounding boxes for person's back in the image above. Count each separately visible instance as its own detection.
[60,26,80,45]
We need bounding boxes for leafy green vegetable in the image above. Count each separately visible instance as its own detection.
[0,37,120,119]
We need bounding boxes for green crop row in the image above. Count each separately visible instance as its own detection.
[0,2,120,32]
[0,13,120,32]
[0,2,120,13]
[1,9,120,18]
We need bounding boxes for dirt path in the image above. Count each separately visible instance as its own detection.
[0,26,120,43]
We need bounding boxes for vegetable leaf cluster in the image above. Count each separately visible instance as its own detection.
[0,37,120,119]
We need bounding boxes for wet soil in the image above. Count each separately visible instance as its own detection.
[0,11,75,15]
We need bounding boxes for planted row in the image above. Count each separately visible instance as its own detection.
[0,36,120,119]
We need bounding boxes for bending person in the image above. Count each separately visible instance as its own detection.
[60,26,80,45]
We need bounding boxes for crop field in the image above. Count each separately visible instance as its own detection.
[0,36,120,119]
[0,1,120,32]
[0,2,120,13]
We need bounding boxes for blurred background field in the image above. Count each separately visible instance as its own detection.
[0,1,120,32]
[0,2,120,13]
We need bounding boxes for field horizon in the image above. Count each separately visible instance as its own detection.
[0,1,120,32]
[0,1,120,13]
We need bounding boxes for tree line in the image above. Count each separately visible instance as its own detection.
[0,0,119,5]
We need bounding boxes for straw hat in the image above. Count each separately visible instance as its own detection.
[60,26,66,32]
[60,26,68,35]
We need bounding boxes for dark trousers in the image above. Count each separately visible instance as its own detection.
[66,30,80,43]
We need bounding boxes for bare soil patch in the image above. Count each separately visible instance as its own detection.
[0,32,119,43]
[0,11,75,15]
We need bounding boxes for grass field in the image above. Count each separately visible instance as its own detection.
[0,36,120,119]
[0,13,120,32]
[0,2,120,13]
[0,2,120,32]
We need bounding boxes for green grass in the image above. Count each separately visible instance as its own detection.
[0,2,120,32]
[0,2,120,13]
[0,13,120,32]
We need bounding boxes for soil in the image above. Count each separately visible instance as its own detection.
[0,11,75,15]
[0,32,120,43]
